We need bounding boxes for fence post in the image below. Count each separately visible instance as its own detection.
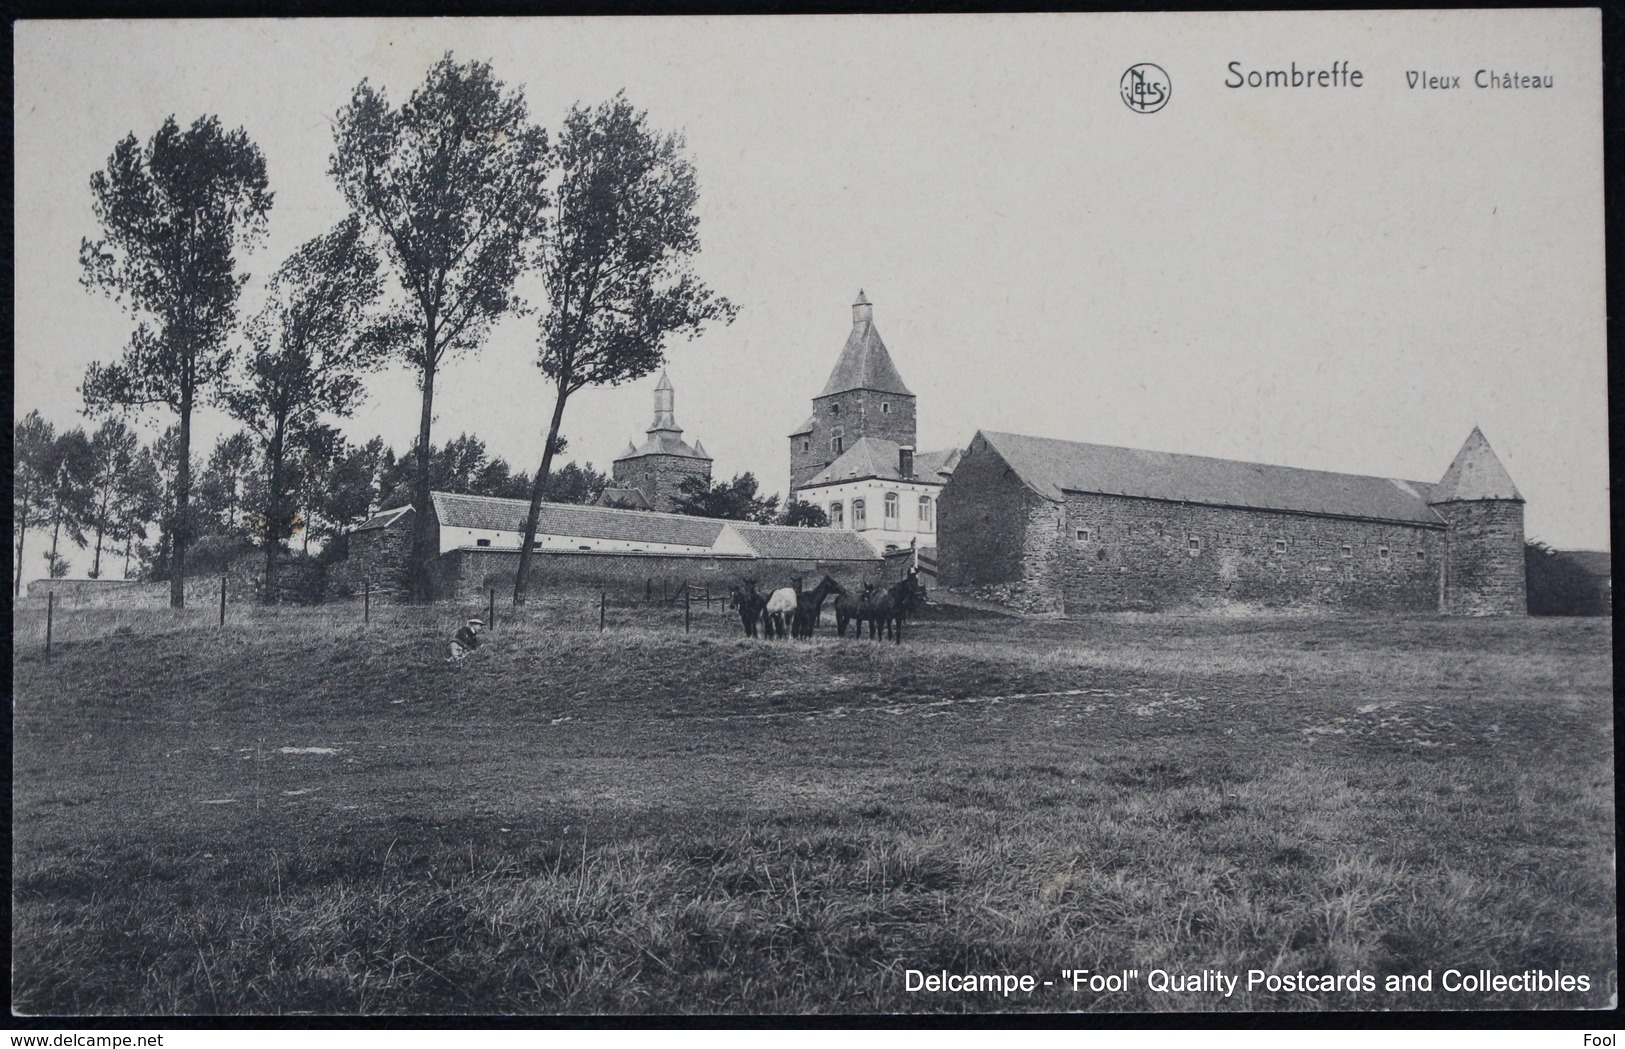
[685,589,691,634]
[220,573,227,629]
[600,590,606,632]
[489,587,496,632]
[45,591,54,662]
[364,579,371,625]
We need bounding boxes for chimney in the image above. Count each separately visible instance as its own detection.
[852,289,873,328]
[899,446,914,478]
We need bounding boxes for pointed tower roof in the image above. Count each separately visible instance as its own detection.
[1431,427,1523,503]
[614,372,711,462]
[817,290,913,398]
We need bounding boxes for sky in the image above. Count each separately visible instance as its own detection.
[13,11,1608,581]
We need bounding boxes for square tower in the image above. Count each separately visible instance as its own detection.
[790,291,917,491]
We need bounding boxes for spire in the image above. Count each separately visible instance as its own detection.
[620,441,638,459]
[818,292,913,398]
[1431,426,1523,503]
[648,370,680,435]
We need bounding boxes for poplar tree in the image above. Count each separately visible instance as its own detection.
[330,55,552,601]
[80,115,273,607]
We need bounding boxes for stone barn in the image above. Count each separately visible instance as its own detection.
[937,427,1525,616]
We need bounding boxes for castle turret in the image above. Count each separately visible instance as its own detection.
[1429,427,1526,615]
[612,371,713,512]
[790,291,918,491]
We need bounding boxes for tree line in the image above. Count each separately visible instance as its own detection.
[11,411,621,594]
[60,53,746,608]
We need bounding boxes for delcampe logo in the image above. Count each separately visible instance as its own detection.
[1121,63,1171,112]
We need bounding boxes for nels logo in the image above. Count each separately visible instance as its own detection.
[1121,63,1171,113]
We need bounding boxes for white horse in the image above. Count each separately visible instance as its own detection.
[764,586,798,639]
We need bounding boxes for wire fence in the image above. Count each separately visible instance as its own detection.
[15,577,748,656]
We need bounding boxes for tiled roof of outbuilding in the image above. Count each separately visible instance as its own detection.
[353,505,413,532]
[432,492,726,547]
[977,431,1447,526]
[732,523,883,561]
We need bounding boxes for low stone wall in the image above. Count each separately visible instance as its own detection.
[431,547,886,601]
[24,578,169,607]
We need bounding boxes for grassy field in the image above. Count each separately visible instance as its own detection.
[11,598,1616,1015]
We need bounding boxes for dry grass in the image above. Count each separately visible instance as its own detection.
[10,602,1616,1015]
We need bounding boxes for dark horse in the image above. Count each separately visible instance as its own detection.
[863,570,928,643]
[728,579,769,638]
[834,582,876,638]
[791,575,846,640]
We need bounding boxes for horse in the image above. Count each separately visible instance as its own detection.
[728,579,768,638]
[764,576,802,639]
[834,582,875,638]
[864,570,928,643]
[791,575,846,639]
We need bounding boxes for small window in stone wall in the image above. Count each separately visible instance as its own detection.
[1416,549,1427,560]
[1378,545,1390,560]
[801,438,810,453]
[1340,543,1352,558]
[1076,527,1091,542]
[476,539,491,547]
[882,401,891,414]
[1188,536,1201,555]
[1274,539,1287,553]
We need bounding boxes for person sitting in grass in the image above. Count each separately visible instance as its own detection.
[448,618,484,664]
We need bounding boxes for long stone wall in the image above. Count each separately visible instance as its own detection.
[430,547,886,600]
[1057,493,1445,613]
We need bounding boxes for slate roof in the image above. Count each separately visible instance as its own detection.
[789,415,816,437]
[353,505,413,532]
[593,487,654,511]
[799,437,959,488]
[1432,427,1523,503]
[732,523,883,561]
[976,431,1448,526]
[818,308,913,397]
[620,431,712,460]
[432,492,726,547]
